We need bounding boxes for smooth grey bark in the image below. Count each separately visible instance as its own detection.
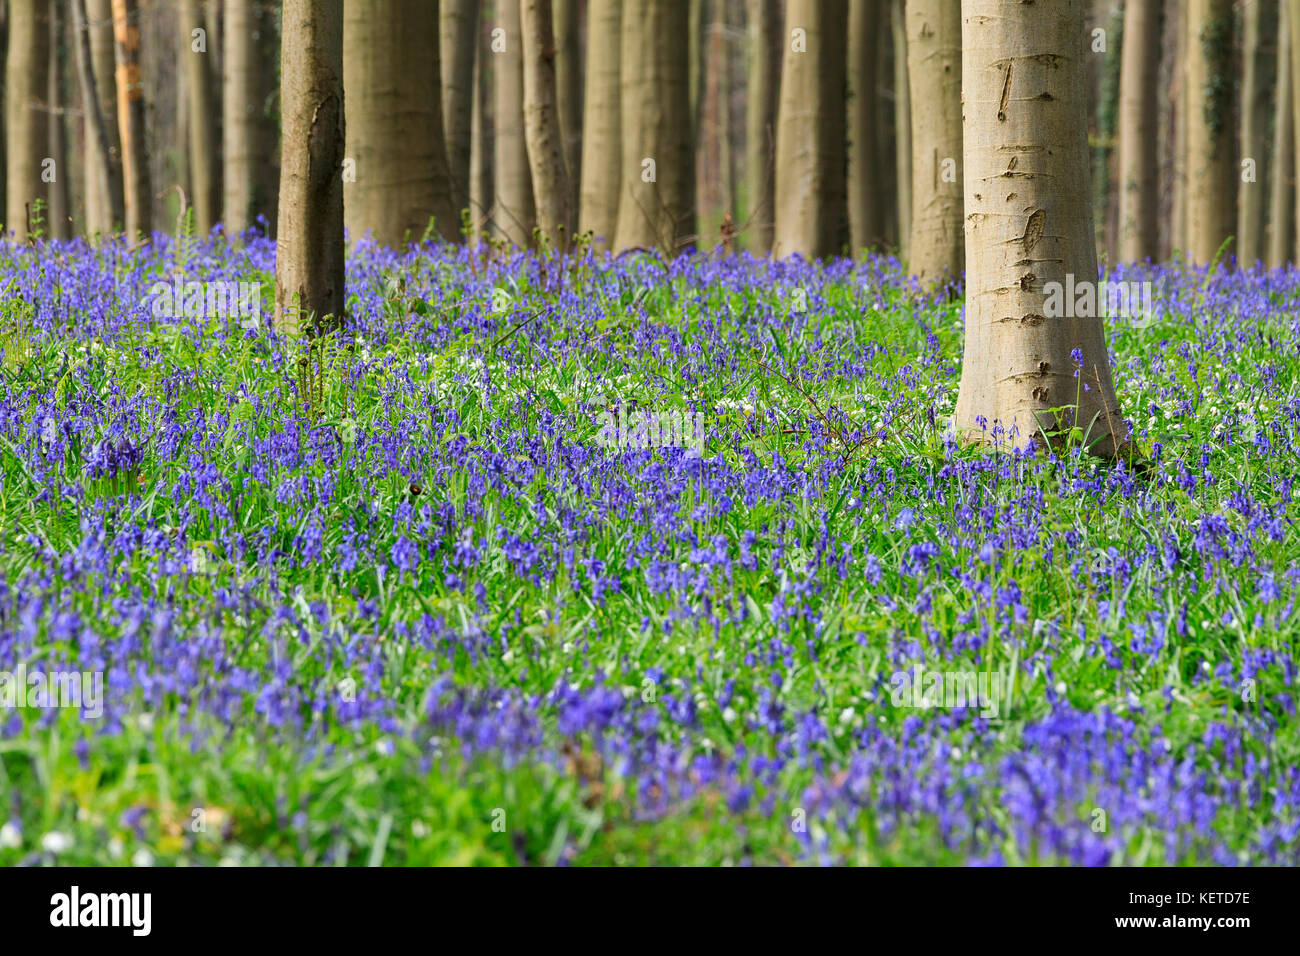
[955,0,1130,461]
[1117,0,1161,262]
[906,0,963,282]
[578,0,620,250]
[275,0,345,332]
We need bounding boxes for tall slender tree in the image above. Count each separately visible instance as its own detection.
[47,2,71,239]
[744,0,781,252]
[955,0,1130,461]
[892,0,911,258]
[82,0,122,235]
[578,0,620,250]
[223,0,263,234]
[906,0,962,283]
[344,0,458,247]
[112,0,150,239]
[75,0,123,237]
[554,0,582,214]
[1270,2,1294,268]
[1171,5,1187,254]
[848,0,884,253]
[180,0,218,232]
[5,0,50,241]
[522,0,573,250]
[275,0,345,333]
[612,0,695,252]
[442,0,480,219]
[771,0,848,259]
[470,8,495,237]
[1291,0,1300,248]
[1238,0,1271,266]
[698,3,735,245]
[1117,0,1161,262]
[1185,0,1235,264]
[495,0,537,246]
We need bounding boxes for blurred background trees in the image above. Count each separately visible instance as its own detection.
[0,0,1293,272]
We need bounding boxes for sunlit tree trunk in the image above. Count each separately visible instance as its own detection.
[344,0,458,247]
[1185,0,1235,265]
[442,0,479,219]
[1291,0,1300,248]
[554,0,582,215]
[495,0,537,246]
[471,6,495,238]
[1170,1,1187,255]
[955,0,1129,461]
[892,0,911,259]
[1117,0,1160,262]
[771,0,848,259]
[848,0,884,253]
[75,0,123,237]
[1238,0,1270,267]
[180,0,218,232]
[906,0,962,283]
[522,0,573,250]
[47,2,71,239]
[579,0,620,251]
[612,0,695,253]
[81,0,122,235]
[1269,2,1294,268]
[744,0,781,252]
[112,0,150,239]
[5,0,49,241]
[223,0,263,234]
[275,0,345,333]
[698,4,735,247]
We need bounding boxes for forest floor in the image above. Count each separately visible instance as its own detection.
[0,235,1296,864]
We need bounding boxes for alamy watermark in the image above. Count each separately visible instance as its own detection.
[0,664,103,719]
[147,278,263,328]
[890,664,1004,720]
[597,400,705,454]
[1043,274,1155,326]
[50,886,151,936]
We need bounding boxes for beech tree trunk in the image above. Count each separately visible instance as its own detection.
[1291,0,1300,249]
[612,0,695,253]
[441,0,479,219]
[521,0,573,250]
[275,0,345,333]
[47,2,71,240]
[771,0,848,259]
[955,0,1129,461]
[744,0,781,252]
[5,0,49,241]
[697,5,734,247]
[344,0,458,247]
[1171,1,1188,255]
[112,0,150,239]
[892,0,911,258]
[848,0,884,253]
[1238,0,1269,266]
[906,0,962,283]
[76,0,123,237]
[495,0,537,246]
[470,12,494,237]
[1270,2,1294,268]
[554,0,582,215]
[1185,0,1235,264]
[579,0,620,251]
[180,0,218,233]
[223,0,261,234]
[1117,0,1160,263]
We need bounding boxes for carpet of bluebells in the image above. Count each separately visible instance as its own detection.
[0,230,1298,866]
